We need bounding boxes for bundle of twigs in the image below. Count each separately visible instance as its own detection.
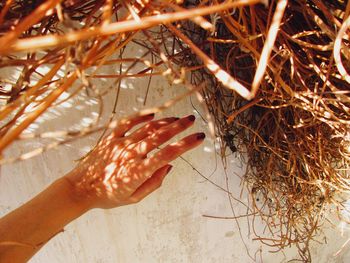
[184,0,350,261]
[0,0,349,261]
[0,0,221,160]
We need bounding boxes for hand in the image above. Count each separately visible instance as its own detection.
[65,114,205,209]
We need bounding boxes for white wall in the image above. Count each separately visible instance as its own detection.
[1,43,350,263]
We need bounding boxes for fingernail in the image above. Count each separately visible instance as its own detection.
[196,132,206,140]
[166,165,173,174]
[187,115,195,122]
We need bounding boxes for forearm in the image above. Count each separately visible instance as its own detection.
[0,177,91,263]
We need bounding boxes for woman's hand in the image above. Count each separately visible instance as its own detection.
[66,113,205,209]
[0,113,205,262]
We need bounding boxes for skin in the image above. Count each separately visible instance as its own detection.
[0,114,205,263]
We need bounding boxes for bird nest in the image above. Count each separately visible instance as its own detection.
[0,0,350,261]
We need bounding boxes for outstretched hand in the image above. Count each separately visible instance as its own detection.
[0,113,205,262]
[66,114,205,209]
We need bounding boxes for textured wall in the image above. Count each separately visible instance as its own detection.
[1,43,350,263]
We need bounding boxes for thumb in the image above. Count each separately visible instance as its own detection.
[129,164,173,203]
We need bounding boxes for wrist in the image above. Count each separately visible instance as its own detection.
[58,175,95,213]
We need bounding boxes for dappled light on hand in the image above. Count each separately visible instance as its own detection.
[65,114,205,209]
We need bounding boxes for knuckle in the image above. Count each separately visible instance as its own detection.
[122,119,132,127]
[161,147,181,160]
[159,128,174,139]
[178,119,189,128]
[147,122,156,130]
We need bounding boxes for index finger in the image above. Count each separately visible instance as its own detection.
[142,132,205,172]
[112,113,155,137]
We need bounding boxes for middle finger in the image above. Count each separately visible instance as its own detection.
[132,115,196,156]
